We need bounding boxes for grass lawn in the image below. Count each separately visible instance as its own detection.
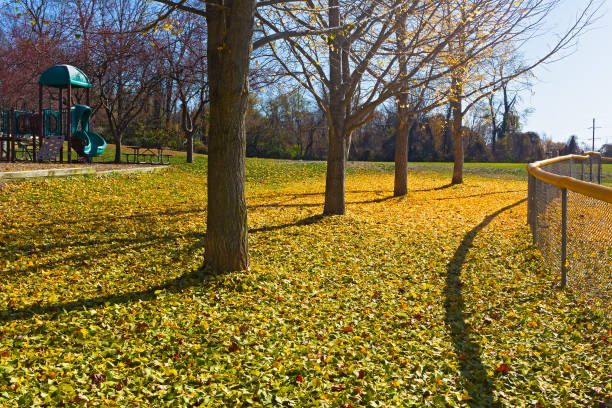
[53,141,612,185]
[0,155,610,407]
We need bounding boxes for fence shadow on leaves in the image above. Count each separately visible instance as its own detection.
[444,198,526,407]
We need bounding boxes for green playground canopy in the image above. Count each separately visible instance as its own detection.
[38,65,92,89]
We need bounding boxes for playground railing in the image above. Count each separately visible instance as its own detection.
[527,152,611,304]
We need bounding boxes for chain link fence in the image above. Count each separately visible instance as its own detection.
[528,153,611,306]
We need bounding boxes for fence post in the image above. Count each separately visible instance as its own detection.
[527,174,534,226]
[581,161,584,180]
[589,154,593,182]
[531,177,537,244]
[597,155,602,184]
[560,188,567,288]
[569,157,574,178]
[10,108,15,163]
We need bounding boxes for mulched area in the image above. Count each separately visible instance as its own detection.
[0,161,152,173]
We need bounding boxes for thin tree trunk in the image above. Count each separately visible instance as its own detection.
[443,104,453,158]
[107,111,122,164]
[451,97,463,185]
[186,133,194,163]
[394,111,410,196]
[114,136,121,163]
[488,95,497,158]
[205,0,255,272]
[116,71,124,164]
[394,12,409,196]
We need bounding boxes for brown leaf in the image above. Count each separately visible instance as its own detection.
[90,373,106,385]
[135,322,149,333]
[495,363,511,373]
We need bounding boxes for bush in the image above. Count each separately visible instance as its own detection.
[193,140,208,154]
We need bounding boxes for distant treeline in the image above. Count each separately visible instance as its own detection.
[242,92,580,163]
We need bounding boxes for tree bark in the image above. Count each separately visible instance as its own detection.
[488,95,497,157]
[114,136,122,163]
[106,109,122,164]
[186,133,194,163]
[205,0,255,272]
[324,0,347,215]
[324,120,348,215]
[451,95,464,185]
[394,108,410,196]
[394,12,409,197]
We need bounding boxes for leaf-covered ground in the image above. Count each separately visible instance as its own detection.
[0,158,610,407]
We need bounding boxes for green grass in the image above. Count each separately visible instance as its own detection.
[53,141,612,184]
[0,153,610,407]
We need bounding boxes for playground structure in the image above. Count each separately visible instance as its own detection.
[0,65,106,163]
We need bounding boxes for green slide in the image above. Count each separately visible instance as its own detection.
[71,104,107,158]
[73,130,107,157]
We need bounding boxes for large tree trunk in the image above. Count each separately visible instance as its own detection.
[324,120,349,215]
[394,109,410,196]
[451,97,464,185]
[205,0,255,272]
[324,0,347,215]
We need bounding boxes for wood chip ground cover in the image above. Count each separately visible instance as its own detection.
[0,158,610,407]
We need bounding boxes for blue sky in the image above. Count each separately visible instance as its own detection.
[520,0,611,149]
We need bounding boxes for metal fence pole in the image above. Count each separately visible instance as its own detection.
[560,188,567,288]
[569,158,574,178]
[581,161,584,180]
[527,174,534,226]
[532,177,537,244]
[597,155,602,185]
[589,155,593,182]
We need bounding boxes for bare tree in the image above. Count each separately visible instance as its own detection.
[89,0,164,163]
[261,0,454,213]
[434,0,599,184]
[158,13,208,163]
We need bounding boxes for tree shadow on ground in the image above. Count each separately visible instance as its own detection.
[349,195,400,205]
[411,182,454,192]
[256,183,453,201]
[1,231,206,261]
[249,214,325,233]
[2,212,329,322]
[250,196,401,210]
[252,190,388,200]
[32,207,207,229]
[435,189,526,201]
[0,266,220,323]
[444,198,526,407]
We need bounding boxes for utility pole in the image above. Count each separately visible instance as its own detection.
[587,118,602,181]
[588,118,601,151]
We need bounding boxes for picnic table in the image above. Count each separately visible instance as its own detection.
[123,146,171,165]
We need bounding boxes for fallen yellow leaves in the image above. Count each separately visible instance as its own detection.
[0,159,609,407]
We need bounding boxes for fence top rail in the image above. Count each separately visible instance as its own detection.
[578,151,612,163]
[527,154,612,204]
